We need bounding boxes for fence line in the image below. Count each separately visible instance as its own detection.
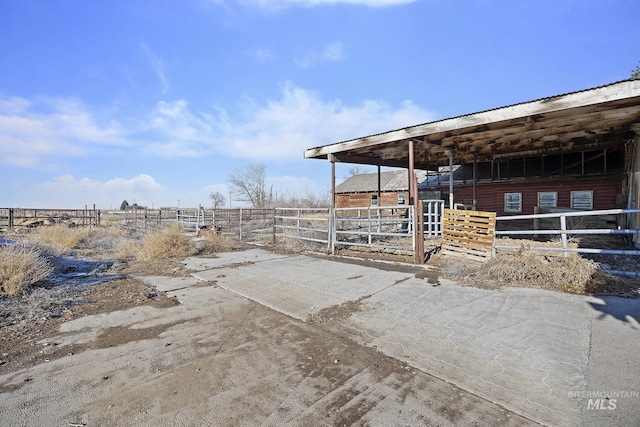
[494,208,640,259]
[423,200,445,238]
[274,207,331,249]
[5,204,640,272]
[332,205,414,253]
[0,207,101,228]
[177,207,275,243]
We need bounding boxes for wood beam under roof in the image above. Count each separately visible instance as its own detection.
[305,80,640,172]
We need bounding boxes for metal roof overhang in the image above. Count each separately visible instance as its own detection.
[304,79,640,169]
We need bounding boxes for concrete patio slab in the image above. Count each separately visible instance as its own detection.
[183,250,640,426]
[182,249,289,271]
[190,252,415,321]
[341,278,593,426]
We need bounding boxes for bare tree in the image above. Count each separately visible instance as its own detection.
[348,166,364,177]
[226,163,272,208]
[632,61,640,79]
[277,188,331,208]
[208,191,226,208]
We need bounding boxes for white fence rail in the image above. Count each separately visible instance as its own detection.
[332,205,414,253]
[274,208,331,248]
[423,199,445,238]
[495,208,640,275]
[178,208,275,243]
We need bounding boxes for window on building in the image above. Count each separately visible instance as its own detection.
[371,194,378,206]
[504,193,522,212]
[397,193,405,205]
[538,192,558,208]
[571,191,593,210]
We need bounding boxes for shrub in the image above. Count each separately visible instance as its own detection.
[136,225,197,261]
[473,249,599,294]
[0,244,54,296]
[27,224,91,254]
[197,232,235,255]
[116,239,140,261]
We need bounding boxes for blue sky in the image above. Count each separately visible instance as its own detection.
[1,0,639,209]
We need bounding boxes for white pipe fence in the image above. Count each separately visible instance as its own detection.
[274,208,332,249]
[332,205,414,253]
[494,208,640,276]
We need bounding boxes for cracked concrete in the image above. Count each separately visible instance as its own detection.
[2,248,638,426]
[182,249,640,426]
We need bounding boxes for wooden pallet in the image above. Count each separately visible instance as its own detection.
[441,209,496,261]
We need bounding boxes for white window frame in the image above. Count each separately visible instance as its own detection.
[504,192,522,213]
[571,190,593,210]
[537,191,558,208]
[397,193,406,205]
[371,194,378,206]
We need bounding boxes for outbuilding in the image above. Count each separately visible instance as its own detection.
[335,169,427,208]
[305,79,640,223]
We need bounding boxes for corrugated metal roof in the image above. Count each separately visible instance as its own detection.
[418,165,471,188]
[336,170,428,194]
[312,78,640,150]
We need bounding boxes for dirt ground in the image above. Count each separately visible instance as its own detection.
[2,237,639,375]
[0,246,538,425]
[2,226,639,425]
[0,266,181,373]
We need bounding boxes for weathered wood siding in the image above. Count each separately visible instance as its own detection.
[451,176,624,216]
[336,191,408,208]
[441,209,496,261]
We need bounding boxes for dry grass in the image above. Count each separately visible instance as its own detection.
[474,250,599,293]
[115,239,141,261]
[0,244,54,296]
[136,225,197,261]
[26,224,91,254]
[197,232,236,255]
[435,237,636,295]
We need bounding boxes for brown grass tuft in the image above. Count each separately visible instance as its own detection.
[0,244,54,296]
[435,238,619,294]
[197,232,236,255]
[26,224,91,254]
[136,225,197,261]
[116,239,141,261]
[473,250,599,293]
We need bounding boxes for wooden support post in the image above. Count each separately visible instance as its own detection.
[473,153,478,210]
[329,154,336,208]
[408,140,415,205]
[449,148,454,209]
[377,164,381,205]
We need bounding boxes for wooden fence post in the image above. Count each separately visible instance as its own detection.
[272,209,276,245]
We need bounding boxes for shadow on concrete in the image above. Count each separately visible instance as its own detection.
[588,297,640,327]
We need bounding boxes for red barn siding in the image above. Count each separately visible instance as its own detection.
[451,177,624,216]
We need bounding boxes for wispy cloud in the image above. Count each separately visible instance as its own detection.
[0,96,126,167]
[140,99,218,157]
[0,83,435,166]
[253,47,275,62]
[140,42,170,95]
[295,41,344,69]
[26,174,166,209]
[217,81,436,160]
